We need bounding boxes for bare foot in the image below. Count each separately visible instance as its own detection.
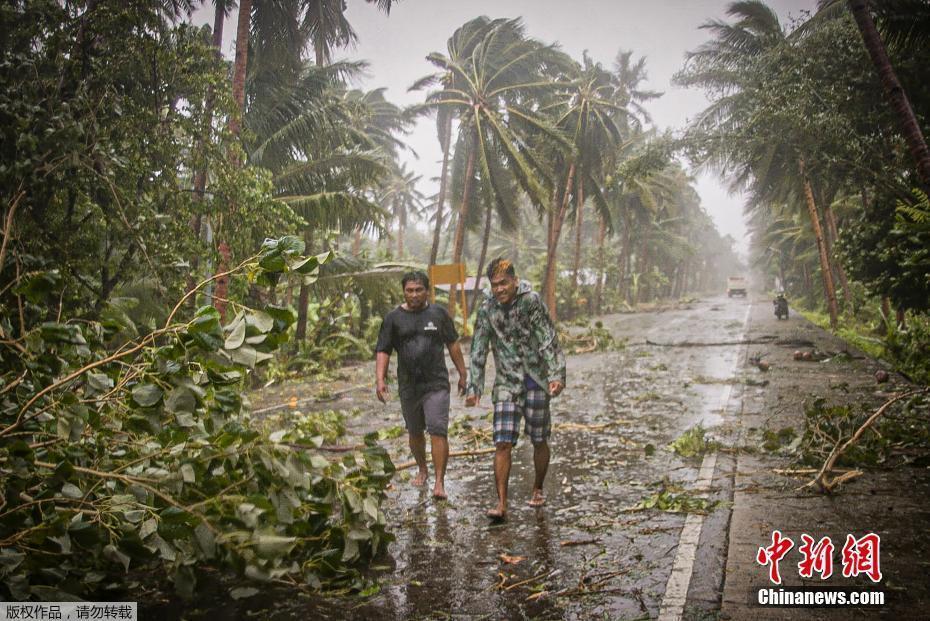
[412,470,428,487]
[432,485,447,500]
[528,490,545,507]
[486,506,507,521]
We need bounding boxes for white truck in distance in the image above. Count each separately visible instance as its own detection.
[727,276,747,297]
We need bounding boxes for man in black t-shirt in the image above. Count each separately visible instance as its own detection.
[375,271,467,500]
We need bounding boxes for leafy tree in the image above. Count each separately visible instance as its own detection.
[0,1,269,320]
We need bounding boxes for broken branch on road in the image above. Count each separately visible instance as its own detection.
[806,388,930,493]
[645,336,777,347]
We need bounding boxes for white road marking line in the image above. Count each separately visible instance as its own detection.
[657,303,751,621]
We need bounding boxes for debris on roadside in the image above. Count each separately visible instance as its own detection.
[760,426,799,454]
[805,389,930,492]
[559,538,601,547]
[625,484,723,515]
[560,321,626,354]
[669,423,720,457]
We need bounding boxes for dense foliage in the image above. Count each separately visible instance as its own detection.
[0,1,397,600]
[0,237,394,600]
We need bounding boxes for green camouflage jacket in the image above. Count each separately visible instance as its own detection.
[467,280,566,402]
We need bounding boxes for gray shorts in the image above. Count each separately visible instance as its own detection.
[400,389,450,437]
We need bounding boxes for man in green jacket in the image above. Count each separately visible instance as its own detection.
[465,258,566,520]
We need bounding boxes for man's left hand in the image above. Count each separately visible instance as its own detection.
[548,380,564,397]
[457,375,467,396]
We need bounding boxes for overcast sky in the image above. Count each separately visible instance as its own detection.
[193,0,816,256]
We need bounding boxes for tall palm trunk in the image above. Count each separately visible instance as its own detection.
[189,2,225,303]
[227,0,251,142]
[594,214,607,313]
[542,161,576,320]
[570,176,585,297]
[429,114,453,265]
[823,203,852,311]
[214,0,251,320]
[848,0,930,188]
[352,227,362,256]
[449,133,477,319]
[470,201,493,312]
[799,158,839,328]
[541,183,563,308]
[191,2,225,237]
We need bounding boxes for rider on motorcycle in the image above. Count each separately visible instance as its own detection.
[773,292,788,319]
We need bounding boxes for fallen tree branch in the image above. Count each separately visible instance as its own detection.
[284,442,364,453]
[502,569,558,592]
[806,388,929,493]
[253,383,370,415]
[645,336,776,347]
[395,447,496,470]
[773,467,857,476]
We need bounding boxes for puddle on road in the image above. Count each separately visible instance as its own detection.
[258,299,753,619]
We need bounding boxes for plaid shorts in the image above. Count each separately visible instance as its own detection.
[493,388,551,445]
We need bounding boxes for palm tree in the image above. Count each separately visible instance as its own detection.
[537,54,623,318]
[190,0,230,303]
[677,0,841,327]
[613,146,686,303]
[415,18,568,317]
[410,17,503,267]
[378,164,425,257]
[228,0,252,139]
[212,0,252,319]
[246,63,393,339]
[306,0,397,67]
[192,0,230,225]
[589,51,661,311]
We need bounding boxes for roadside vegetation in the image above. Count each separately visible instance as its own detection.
[676,0,930,386]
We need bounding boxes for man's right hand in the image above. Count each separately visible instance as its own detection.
[376,380,389,403]
[465,394,479,407]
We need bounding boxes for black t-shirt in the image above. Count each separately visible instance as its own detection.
[375,303,458,398]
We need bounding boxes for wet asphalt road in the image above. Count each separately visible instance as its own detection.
[281,294,756,620]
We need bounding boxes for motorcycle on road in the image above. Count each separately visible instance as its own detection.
[773,294,789,320]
